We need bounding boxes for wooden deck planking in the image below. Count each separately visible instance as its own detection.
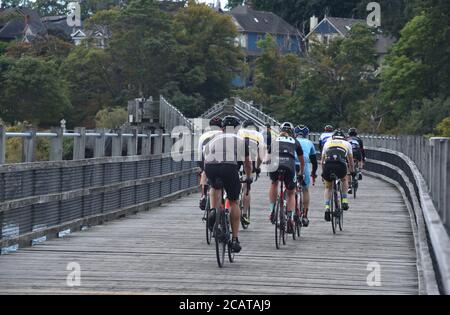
[0,174,418,294]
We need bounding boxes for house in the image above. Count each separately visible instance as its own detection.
[226,3,303,87]
[71,28,110,49]
[41,15,74,40]
[0,7,46,42]
[305,15,396,65]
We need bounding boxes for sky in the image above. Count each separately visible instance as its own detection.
[197,0,229,10]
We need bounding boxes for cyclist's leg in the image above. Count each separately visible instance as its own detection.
[337,162,349,210]
[198,159,208,210]
[322,162,333,220]
[269,171,278,209]
[221,164,241,239]
[204,164,222,210]
[302,163,311,214]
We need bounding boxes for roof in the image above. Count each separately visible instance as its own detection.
[0,7,46,40]
[42,15,73,37]
[326,17,365,36]
[306,16,365,38]
[228,5,299,35]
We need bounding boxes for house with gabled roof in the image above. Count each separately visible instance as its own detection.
[305,15,396,65]
[225,3,303,87]
[0,7,46,42]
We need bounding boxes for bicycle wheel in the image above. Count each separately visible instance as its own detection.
[275,198,281,249]
[205,195,212,245]
[338,185,344,231]
[226,212,235,263]
[214,209,226,268]
[281,206,287,246]
[353,179,358,199]
[330,183,337,234]
[296,190,303,239]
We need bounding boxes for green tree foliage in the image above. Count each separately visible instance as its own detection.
[95,107,128,129]
[283,24,376,130]
[61,46,119,127]
[0,56,71,127]
[167,1,242,116]
[436,117,450,137]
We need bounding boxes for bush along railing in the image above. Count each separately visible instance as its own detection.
[0,149,200,254]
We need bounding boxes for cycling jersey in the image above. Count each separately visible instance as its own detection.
[238,128,264,172]
[198,130,222,170]
[346,136,365,161]
[204,133,249,166]
[322,139,353,164]
[295,138,316,164]
[319,132,333,151]
[272,135,304,173]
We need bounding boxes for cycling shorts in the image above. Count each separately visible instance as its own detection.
[270,166,297,190]
[322,161,347,189]
[204,164,241,201]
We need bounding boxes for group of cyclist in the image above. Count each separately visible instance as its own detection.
[198,116,366,254]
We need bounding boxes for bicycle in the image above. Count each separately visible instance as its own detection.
[293,178,304,240]
[274,170,289,249]
[329,173,344,234]
[350,160,360,199]
[202,187,213,245]
[212,178,235,268]
[239,172,258,229]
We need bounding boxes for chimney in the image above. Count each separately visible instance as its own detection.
[310,15,318,31]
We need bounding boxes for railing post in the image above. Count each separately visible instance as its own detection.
[94,128,106,158]
[50,127,63,161]
[22,128,36,163]
[445,139,450,231]
[0,125,5,164]
[73,127,86,160]
[153,129,163,155]
[163,133,172,154]
[112,129,123,157]
[141,130,152,156]
[127,129,138,156]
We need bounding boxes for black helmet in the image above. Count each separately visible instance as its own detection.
[209,117,223,128]
[324,125,334,132]
[243,119,256,129]
[348,128,357,137]
[281,122,294,136]
[332,129,346,140]
[222,115,241,128]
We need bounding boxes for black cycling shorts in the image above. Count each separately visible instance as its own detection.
[352,149,362,162]
[204,164,241,201]
[269,166,296,190]
[322,161,347,182]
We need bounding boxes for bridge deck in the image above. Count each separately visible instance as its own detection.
[0,174,418,294]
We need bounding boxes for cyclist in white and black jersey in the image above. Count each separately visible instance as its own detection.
[198,117,223,210]
[319,125,334,153]
[203,116,252,253]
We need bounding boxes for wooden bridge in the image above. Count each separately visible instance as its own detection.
[0,97,448,295]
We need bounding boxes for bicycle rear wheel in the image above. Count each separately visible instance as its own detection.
[331,184,337,234]
[205,196,212,245]
[226,213,235,263]
[275,199,281,249]
[214,210,226,268]
[338,185,344,231]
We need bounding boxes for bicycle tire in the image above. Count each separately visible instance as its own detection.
[275,199,281,249]
[226,213,235,263]
[205,196,212,245]
[339,184,344,231]
[214,210,226,268]
[331,182,337,234]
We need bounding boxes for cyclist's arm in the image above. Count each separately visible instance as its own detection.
[295,142,305,175]
[310,154,318,177]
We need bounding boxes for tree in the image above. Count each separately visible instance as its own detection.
[435,117,450,137]
[0,56,71,127]
[60,46,120,127]
[95,107,128,129]
[284,23,377,130]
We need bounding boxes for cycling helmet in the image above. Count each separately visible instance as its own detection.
[243,119,257,129]
[222,115,241,128]
[297,125,310,138]
[209,117,223,128]
[348,128,357,137]
[281,122,294,136]
[332,129,346,140]
[324,125,334,132]
[294,125,302,137]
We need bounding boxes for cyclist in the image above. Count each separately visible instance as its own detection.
[203,116,252,253]
[261,123,273,154]
[347,128,366,188]
[198,117,223,210]
[319,125,334,153]
[294,125,318,227]
[268,122,304,234]
[237,119,265,226]
[321,130,355,222]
